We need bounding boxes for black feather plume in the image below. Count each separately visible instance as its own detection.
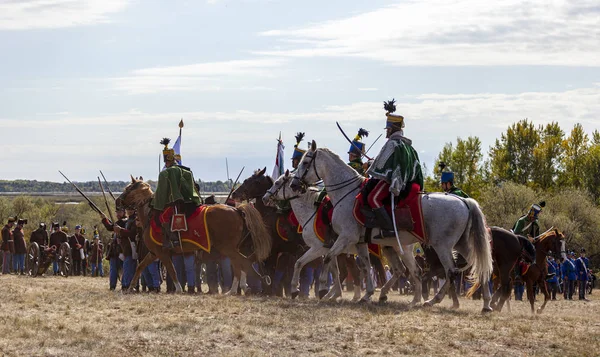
[539,201,546,208]
[438,161,447,171]
[160,138,171,146]
[295,132,305,145]
[357,128,369,139]
[383,99,396,113]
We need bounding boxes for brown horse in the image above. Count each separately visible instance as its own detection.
[485,227,536,312]
[117,177,272,294]
[522,228,566,314]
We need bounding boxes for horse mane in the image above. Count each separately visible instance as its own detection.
[534,226,558,242]
[317,147,364,178]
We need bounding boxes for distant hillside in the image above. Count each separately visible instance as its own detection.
[0,179,233,193]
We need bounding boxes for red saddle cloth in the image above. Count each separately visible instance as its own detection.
[369,244,382,258]
[520,261,530,276]
[276,211,302,241]
[276,198,333,243]
[150,205,212,253]
[353,180,427,244]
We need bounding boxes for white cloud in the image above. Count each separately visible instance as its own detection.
[0,0,130,30]
[358,88,378,92]
[2,86,599,181]
[110,58,285,94]
[258,0,600,66]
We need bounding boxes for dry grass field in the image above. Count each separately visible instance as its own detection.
[0,275,599,357]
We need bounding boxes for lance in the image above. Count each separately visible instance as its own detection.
[226,158,231,189]
[98,177,115,223]
[365,133,383,155]
[336,122,373,161]
[99,170,117,201]
[226,166,245,202]
[58,171,106,216]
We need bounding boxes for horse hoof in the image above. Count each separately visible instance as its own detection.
[423,301,433,308]
[378,296,388,304]
[291,291,299,300]
[318,289,327,299]
[481,307,493,314]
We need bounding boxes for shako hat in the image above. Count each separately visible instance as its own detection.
[384,99,404,130]
[291,132,306,160]
[348,128,369,155]
[161,138,175,163]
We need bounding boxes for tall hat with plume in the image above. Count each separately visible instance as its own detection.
[161,138,175,163]
[348,128,369,155]
[384,99,404,130]
[291,132,306,160]
[439,161,454,183]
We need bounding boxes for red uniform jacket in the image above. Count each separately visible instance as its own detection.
[1,225,13,253]
[13,226,27,254]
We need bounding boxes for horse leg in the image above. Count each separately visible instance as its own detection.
[423,250,455,307]
[128,253,154,293]
[379,247,401,304]
[323,256,342,301]
[291,246,327,299]
[480,273,493,313]
[526,280,535,313]
[356,243,374,303]
[346,255,362,302]
[226,257,243,295]
[317,258,333,299]
[396,245,423,307]
[152,249,182,293]
[537,280,551,314]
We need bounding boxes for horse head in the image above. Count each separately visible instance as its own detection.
[116,175,153,210]
[290,140,319,193]
[231,167,272,202]
[263,170,297,206]
[535,227,567,262]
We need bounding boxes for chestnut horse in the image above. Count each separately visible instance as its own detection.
[522,228,566,314]
[466,227,537,312]
[117,177,272,294]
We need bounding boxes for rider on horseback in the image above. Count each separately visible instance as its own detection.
[512,202,545,238]
[439,162,469,198]
[348,128,370,176]
[152,138,200,251]
[364,99,423,236]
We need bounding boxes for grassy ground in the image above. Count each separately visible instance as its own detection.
[0,275,598,357]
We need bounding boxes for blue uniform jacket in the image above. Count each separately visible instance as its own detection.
[546,260,558,283]
[575,257,589,281]
[562,259,577,281]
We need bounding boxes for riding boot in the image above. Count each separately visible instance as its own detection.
[161,223,177,252]
[373,207,395,237]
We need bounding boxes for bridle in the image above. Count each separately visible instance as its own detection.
[266,176,300,202]
[293,150,363,194]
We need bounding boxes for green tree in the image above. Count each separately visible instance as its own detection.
[532,122,564,190]
[488,119,539,185]
[433,136,485,197]
[560,123,589,188]
[583,129,600,203]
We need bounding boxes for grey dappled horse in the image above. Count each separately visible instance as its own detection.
[290,141,494,311]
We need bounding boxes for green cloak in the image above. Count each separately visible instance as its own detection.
[151,165,200,211]
[449,186,469,198]
[512,215,540,238]
[348,158,365,175]
[367,132,423,197]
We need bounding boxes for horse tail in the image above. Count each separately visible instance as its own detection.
[464,198,493,284]
[238,203,272,262]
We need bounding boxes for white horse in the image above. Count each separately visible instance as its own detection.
[263,171,363,301]
[264,171,420,304]
[290,141,494,312]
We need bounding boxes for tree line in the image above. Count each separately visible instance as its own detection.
[424,119,599,267]
[0,179,233,193]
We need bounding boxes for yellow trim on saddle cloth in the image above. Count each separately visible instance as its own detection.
[522,264,530,276]
[149,206,212,253]
[276,217,288,242]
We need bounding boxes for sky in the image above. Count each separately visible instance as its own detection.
[1,0,599,183]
